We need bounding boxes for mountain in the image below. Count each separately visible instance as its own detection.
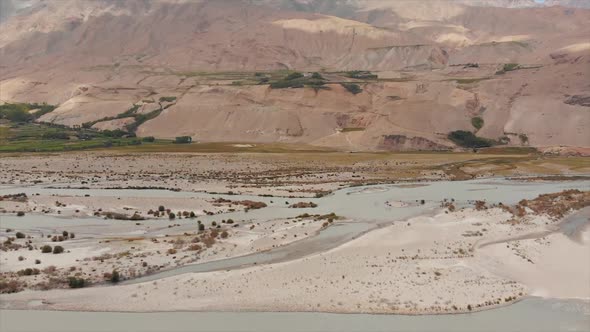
[0,0,588,150]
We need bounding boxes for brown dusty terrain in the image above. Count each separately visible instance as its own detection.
[1,0,589,150]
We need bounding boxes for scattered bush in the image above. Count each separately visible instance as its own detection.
[52,246,64,254]
[198,223,205,231]
[41,245,52,253]
[16,211,25,217]
[15,232,25,239]
[62,231,69,238]
[167,248,177,255]
[169,212,176,220]
[142,136,155,142]
[220,231,229,239]
[35,259,41,264]
[158,205,165,212]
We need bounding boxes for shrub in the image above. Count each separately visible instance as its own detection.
[15,232,25,239]
[448,130,493,148]
[62,231,69,238]
[198,223,205,231]
[167,248,177,255]
[16,211,25,217]
[169,212,176,220]
[495,63,520,75]
[189,211,196,218]
[68,277,86,288]
[340,83,362,95]
[285,72,304,80]
[35,259,41,264]
[311,72,323,79]
[41,245,52,253]
[159,96,177,103]
[53,246,64,254]
[220,231,229,239]
[174,136,192,144]
[142,136,155,142]
[69,233,75,239]
[519,133,529,144]
[188,244,202,251]
[471,117,484,130]
[111,270,120,283]
[158,205,165,212]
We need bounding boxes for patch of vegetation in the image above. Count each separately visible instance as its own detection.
[448,130,494,148]
[159,96,177,103]
[174,136,192,144]
[495,63,520,75]
[519,133,529,145]
[0,103,57,123]
[270,71,327,90]
[68,277,86,288]
[342,71,378,80]
[340,83,362,95]
[471,117,484,130]
[0,119,159,153]
[82,104,140,129]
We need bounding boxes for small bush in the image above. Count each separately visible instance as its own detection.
[16,211,25,217]
[471,117,484,130]
[53,246,64,254]
[340,83,362,95]
[169,212,176,220]
[15,232,25,239]
[35,259,41,264]
[198,223,205,231]
[220,231,229,239]
[41,245,52,253]
[142,136,155,142]
[158,205,165,212]
[285,72,304,80]
[111,270,120,283]
[62,231,69,238]
[174,136,192,144]
[311,72,323,79]
[68,277,86,288]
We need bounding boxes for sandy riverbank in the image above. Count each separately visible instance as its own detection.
[2,206,587,314]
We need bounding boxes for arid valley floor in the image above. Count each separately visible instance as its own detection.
[0,150,588,329]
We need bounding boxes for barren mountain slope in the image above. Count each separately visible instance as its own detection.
[0,0,588,150]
